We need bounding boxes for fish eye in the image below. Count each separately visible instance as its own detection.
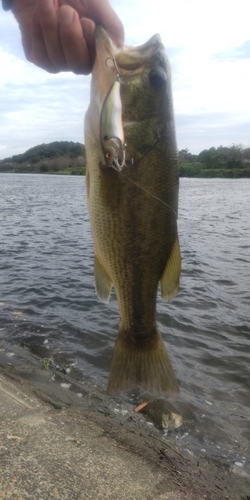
[149,68,167,89]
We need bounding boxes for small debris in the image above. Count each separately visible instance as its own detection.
[135,399,183,431]
[162,412,183,430]
[121,410,128,416]
[41,358,51,369]
[134,401,149,413]
[185,448,195,457]
[180,432,189,440]
[13,310,22,316]
[60,383,71,389]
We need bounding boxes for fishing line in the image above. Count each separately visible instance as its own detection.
[116,168,177,217]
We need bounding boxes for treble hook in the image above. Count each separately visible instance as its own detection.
[105,56,120,82]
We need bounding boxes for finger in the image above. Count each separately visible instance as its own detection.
[58,0,124,48]
[85,0,125,49]
[58,6,93,74]
[37,0,67,70]
[29,12,60,73]
[80,17,96,67]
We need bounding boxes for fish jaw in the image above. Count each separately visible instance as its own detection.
[90,26,121,108]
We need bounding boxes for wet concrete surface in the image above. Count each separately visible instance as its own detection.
[0,341,250,500]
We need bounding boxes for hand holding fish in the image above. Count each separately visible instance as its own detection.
[10,0,124,74]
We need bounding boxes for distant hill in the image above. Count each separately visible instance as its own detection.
[1,141,250,177]
[0,141,86,175]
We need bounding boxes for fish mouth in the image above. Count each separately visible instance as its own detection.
[94,26,162,52]
[115,35,166,75]
[94,26,116,46]
[94,27,167,76]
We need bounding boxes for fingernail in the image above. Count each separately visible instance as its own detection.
[59,6,75,25]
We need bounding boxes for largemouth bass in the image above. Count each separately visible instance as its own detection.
[84,28,181,396]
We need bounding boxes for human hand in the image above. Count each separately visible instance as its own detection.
[11,0,124,74]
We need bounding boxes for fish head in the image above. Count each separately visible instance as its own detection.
[116,35,176,162]
[85,29,176,175]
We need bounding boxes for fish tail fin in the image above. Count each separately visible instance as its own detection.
[107,327,179,396]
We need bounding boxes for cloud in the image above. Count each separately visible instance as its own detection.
[1,0,250,157]
[234,41,250,59]
[0,80,89,158]
[176,112,250,153]
[215,41,250,61]
[0,44,90,158]
[173,54,250,115]
[113,0,250,51]
[0,10,23,56]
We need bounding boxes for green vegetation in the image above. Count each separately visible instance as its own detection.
[1,141,250,177]
[0,141,86,175]
[3,141,84,164]
[179,145,250,178]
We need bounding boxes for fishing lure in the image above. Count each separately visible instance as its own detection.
[100,57,126,171]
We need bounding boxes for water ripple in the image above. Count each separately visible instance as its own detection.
[0,174,250,460]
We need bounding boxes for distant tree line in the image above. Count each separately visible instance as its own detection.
[1,141,250,178]
[179,144,250,178]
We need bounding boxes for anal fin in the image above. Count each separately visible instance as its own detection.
[94,254,112,303]
[160,236,181,302]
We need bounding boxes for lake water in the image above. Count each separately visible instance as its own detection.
[0,174,249,466]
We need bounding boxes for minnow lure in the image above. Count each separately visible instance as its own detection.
[100,58,126,171]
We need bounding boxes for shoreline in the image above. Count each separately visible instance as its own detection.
[0,339,249,499]
[1,171,250,178]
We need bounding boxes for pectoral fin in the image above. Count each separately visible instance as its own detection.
[94,254,113,303]
[160,237,181,302]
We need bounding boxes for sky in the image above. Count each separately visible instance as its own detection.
[0,0,250,159]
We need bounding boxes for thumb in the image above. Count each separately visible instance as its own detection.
[88,0,124,48]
